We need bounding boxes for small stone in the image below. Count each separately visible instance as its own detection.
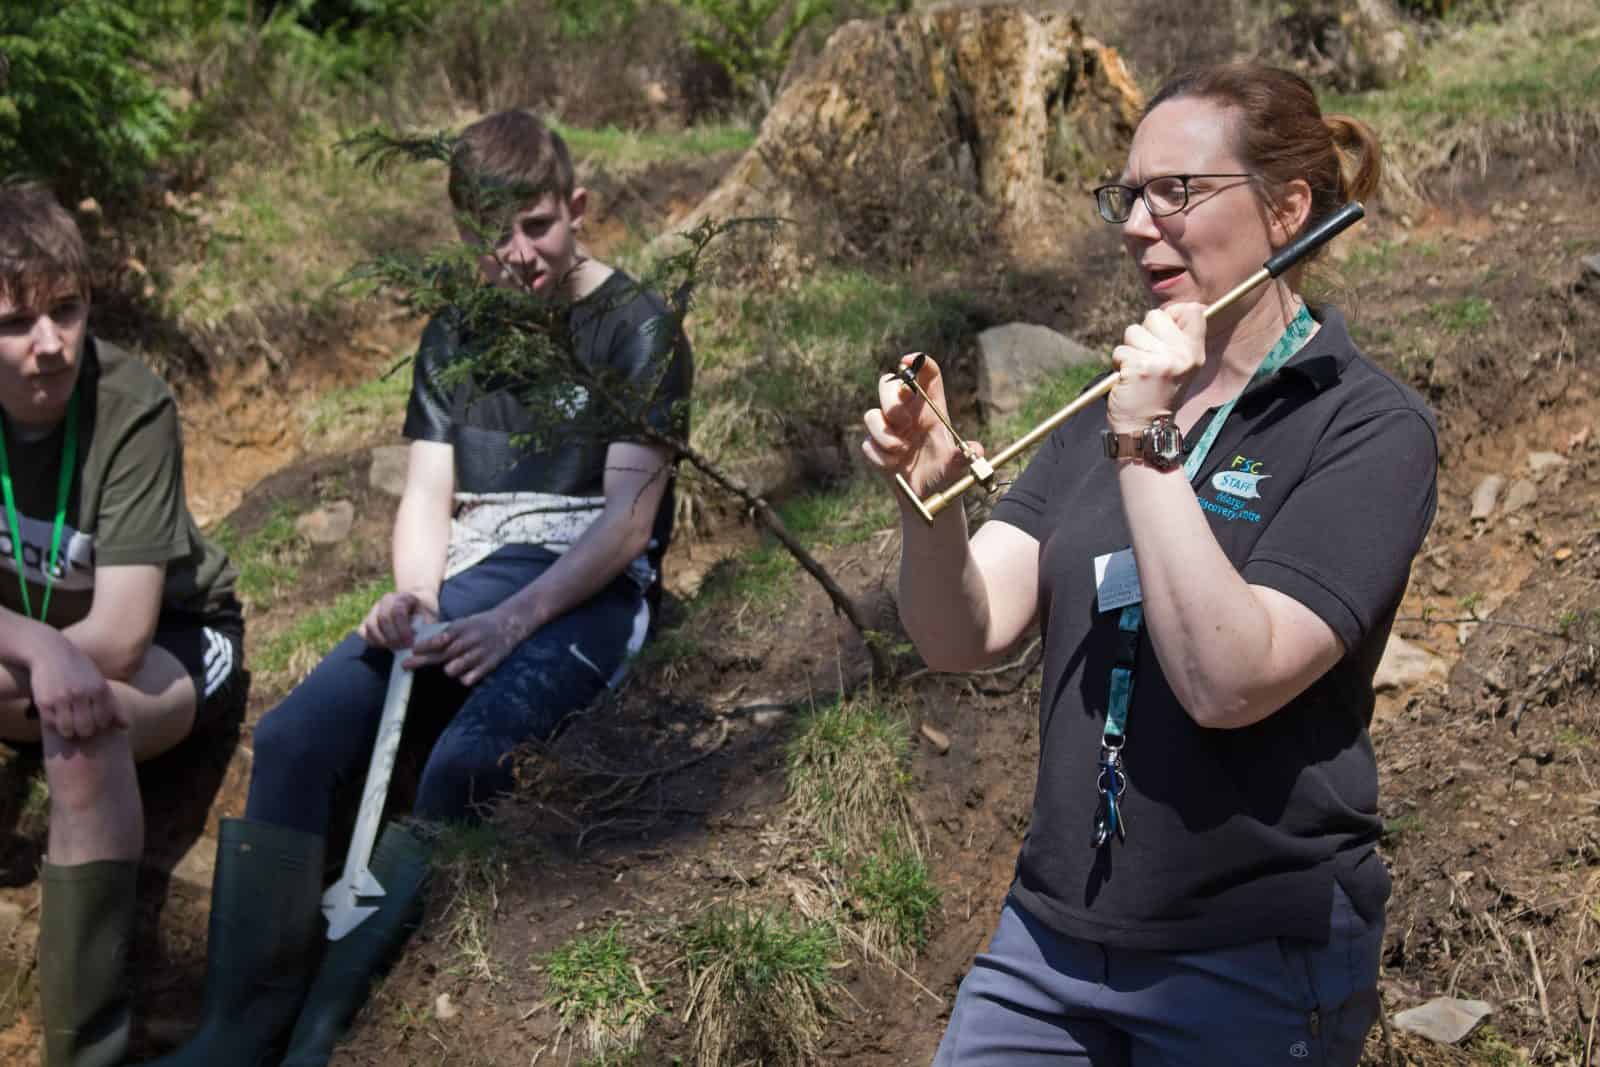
[1555,547,1573,562]
[435,992,459,1021]
[77,197,102,216]
[920,721,952,755]
[751,707,788,728]
[1502,479,1539,512]
[1527,451,1568,478]
[1583,253,1600,278]
[1374,634,1446,692]
[1469,474,1505,520]
[295,500,355,545]
[976,323,1101,420]
[369,445,410,497]
[1391,997,1493,1045]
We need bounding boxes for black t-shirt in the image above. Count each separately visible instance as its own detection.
[402,270,693,586]
[989,307,1437,951]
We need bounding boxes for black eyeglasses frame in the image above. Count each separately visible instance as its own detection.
[1091,173,1255,224]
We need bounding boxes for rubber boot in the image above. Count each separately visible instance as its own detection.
[141,818,324,1066]
[38,859,137,1067]
[280,823,433,1066]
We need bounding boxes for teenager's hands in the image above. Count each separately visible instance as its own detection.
[861,353,982,503]
[26,628,125,740]
[359,591,440,650]
[405,605,528,687]
[1107,304,1206,435]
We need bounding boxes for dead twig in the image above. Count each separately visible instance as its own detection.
[1524,930,1555,1039]
[1376,984,1402,1067]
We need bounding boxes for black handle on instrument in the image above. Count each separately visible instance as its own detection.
[1263,201,1365,278]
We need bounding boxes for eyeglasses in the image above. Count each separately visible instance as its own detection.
[1091,173,1254,224]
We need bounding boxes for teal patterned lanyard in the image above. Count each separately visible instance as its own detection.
[1092,303,1316,849]
[0,388,78,622]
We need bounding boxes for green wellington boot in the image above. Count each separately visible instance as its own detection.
[141,818,324,1066]
[38,859,137,1067]
[280,822,433,1067]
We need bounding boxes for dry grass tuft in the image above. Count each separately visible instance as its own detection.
[784,693,919,860]
[680,906,838,1067]
[428,821,511,984]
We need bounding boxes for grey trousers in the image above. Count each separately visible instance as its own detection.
[932,883,1382,1067]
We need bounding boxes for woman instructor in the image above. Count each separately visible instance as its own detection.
[863,64,1437,1064]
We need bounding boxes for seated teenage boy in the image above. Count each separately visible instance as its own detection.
[144,110,693,1067]
[0,182,244,1067]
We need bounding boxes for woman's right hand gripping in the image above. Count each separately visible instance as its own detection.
[359,591,439,651]
[861,353,979,505]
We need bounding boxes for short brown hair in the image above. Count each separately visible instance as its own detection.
[0,183,90,308]
[1147,64,1382,261]
[447,110,575,220]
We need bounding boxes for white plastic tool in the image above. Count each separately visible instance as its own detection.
[322,619,445,941]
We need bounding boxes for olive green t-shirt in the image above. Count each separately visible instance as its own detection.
[0,337,238,629]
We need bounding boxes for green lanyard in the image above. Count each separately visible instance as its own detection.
[1092,304,1315,849]
[0,388,79,622]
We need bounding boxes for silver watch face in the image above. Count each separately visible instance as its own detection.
[1144,421,1184,468]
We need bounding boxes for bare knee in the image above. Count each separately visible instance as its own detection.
[44,729,136,820]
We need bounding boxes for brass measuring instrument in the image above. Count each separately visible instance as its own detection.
[892,201,1367,523]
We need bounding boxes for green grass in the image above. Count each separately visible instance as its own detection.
[850,836,942,959]
[777,478,897,551]
[158,125,443,337]
[255,576,393,679]
[541,923,662,1062]
[1324,0,1600,160]
[679,907,837,1067]
[785,695,915,859]
[554,121,756,169]
[306,360,415,443]
[1433,296,1494,333]
[1381,812,1424,843]
[210,501,305,608]
[1466,1024,1526,1066]
[693,541,799,623]
[692,267,973,459]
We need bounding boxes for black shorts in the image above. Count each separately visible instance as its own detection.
[152,616,246,727]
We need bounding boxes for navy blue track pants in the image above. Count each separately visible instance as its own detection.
[246,545,647,832]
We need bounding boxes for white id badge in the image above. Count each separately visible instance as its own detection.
[1094,549,1142,613]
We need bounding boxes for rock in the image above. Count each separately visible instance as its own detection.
[1503,478,1539,512]
[729,447,843,501]
[1527,450,1568,478]
[1392,997,1493,1044]
[976,323,1102,420]
[369,445,410,497]
[669,7,1142,262]
[1374,634,1445,692]
[435,992,459,1021]
[1583,253,1600,278]
[1468,474,1505,520]
[1273,0,1418,91]
[920,721,952,755]
[295,500,355,545]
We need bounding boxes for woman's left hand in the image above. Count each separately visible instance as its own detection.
[1107,303,1207,434]
[405,605,530,686]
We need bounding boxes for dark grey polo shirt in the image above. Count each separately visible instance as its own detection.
[990,306,1437,951]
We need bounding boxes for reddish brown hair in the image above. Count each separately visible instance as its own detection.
[447,110,574,220]
[1147,64,1381,257]
[0,183,90,309]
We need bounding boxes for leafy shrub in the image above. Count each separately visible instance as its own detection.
[0,0,179,200]
[671,0,906,109]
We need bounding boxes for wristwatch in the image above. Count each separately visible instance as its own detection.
[1102,415,1184,471]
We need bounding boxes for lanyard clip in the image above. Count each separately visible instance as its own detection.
[1091,743,1127,849]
